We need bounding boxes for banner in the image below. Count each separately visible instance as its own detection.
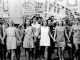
[35,2,43,14]
[23,0,35,19]
[35,1,44,17]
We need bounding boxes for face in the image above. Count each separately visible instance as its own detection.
[26,20,30,25]
[59,21,62,26]
[51,16,54,20]
[63,20,66,25]
[43,20,47,26]
[74,18,78,24]
[33,18,37,23]
[48,20,52,26]
[38,18,41,23]
[9,21,13,26]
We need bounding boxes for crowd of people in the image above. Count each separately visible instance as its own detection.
[0,15,80,60]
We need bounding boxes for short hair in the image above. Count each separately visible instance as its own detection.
[48,16,54,21]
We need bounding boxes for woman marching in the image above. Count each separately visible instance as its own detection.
[2,20,21,60]
[69,18,80,60]
[40,19,54,60]
[23,19,34,60]
[54,20,70,60]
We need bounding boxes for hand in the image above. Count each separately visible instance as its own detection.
[67,39,70,42]
[54,40,56,42]
[34,40,36,43]
[53,38,56,42]
[17,40,21,46]
[38,36,41,39]
[17,42,21,46]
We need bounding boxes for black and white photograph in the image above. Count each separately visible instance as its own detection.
[0,0,80,60]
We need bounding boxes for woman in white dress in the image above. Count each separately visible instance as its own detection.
[3,21,21,60]
[40,20,54,60]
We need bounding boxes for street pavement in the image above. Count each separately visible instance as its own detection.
[5,49,74,60]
